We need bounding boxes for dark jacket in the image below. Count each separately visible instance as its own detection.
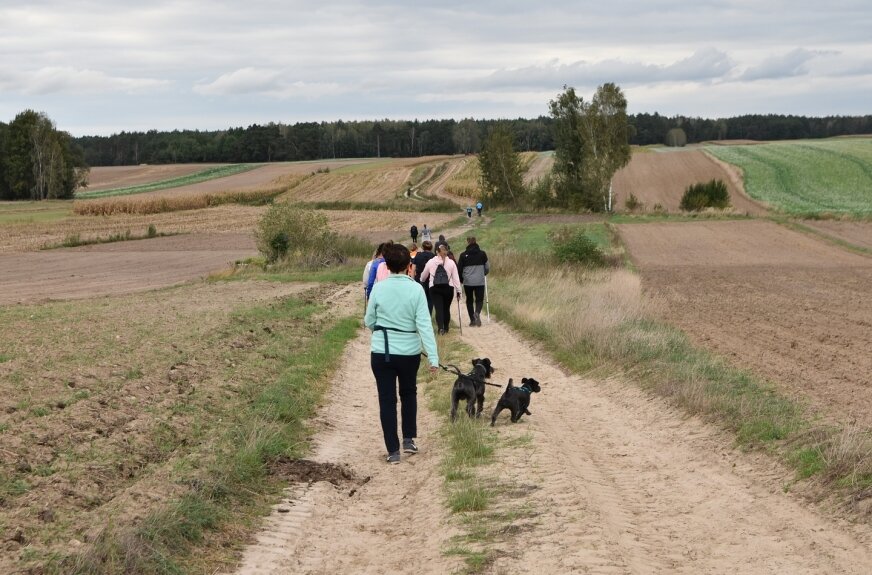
[458,243,489,286]
[412,250,436,283]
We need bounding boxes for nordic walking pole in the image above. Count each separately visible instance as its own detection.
[457,292,463,336]
[484,276,491,323]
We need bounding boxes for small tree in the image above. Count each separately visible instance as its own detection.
[665,128,687,147]
[478,123,524,207]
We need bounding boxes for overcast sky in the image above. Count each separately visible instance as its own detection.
[1,1,870,136]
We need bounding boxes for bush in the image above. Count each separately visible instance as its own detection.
[680,179,731,211]
[256,203,374,267]
[256,204,330,263]
[147,224,157,238]
[550,226,605,267]
[624,193,643,212]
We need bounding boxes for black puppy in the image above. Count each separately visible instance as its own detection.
[449,358,495,421]
[490,377,541,426]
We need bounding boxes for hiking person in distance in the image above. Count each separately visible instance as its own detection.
[421,224,432,243]
[410,224,418,244]
[420,243,462,335]
[476,201,483,217]
[458,236,489,327]
[412,240,436,316]
[466,206,473,219]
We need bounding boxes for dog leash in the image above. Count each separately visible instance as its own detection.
[421,352,502,388]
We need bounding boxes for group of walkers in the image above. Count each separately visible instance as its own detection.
[362,223,490,464]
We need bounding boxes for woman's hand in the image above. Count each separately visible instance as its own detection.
[429,365,439,374]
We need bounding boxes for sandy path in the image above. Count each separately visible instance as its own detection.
[233,310,872,573]
[232,288,462,574]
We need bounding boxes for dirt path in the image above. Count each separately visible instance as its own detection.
[232,313,872,574]
[523,151,553,185]
[232,287,463,574]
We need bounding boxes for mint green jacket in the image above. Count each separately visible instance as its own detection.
[365,274,439,366]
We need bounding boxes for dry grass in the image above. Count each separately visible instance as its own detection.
[443,158,481,198]
[73,184,296,216]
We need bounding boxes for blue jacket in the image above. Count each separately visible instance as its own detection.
[365,275,439,365]
[365,257,384,298]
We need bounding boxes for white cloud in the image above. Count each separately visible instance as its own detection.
[740,48,820,81]
[0,67,169,96]
[193,68,347,99]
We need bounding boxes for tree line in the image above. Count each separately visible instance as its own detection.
[0,110,88,201]
[71,114,872,167]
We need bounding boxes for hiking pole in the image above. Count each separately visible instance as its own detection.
[484,276,491,323]
[456,292,463,336]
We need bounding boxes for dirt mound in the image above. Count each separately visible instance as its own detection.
[613,150,767,215]
[269,458,362,486]
[618,220,872,427]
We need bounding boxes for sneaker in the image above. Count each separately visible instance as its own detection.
[469,318,477,327]
[386,451,401,465]
[403,439,418,455]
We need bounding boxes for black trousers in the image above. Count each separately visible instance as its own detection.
[430,284,455,331]
[411,232,418,243]
[421,282,434,316]
[464,285,485,320]
[371,353,420,454]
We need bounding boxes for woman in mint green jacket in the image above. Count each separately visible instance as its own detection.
[365,244,439,464]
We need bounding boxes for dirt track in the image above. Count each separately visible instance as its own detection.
[801,220,872,251]
[613,150,767,215]
[618,220,872,427]
[233,316,872,574]
[523,151,553,185]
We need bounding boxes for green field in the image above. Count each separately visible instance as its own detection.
[76,164,261,199]
[706,138,872,216]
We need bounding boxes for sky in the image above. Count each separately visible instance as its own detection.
[1,1,870,136]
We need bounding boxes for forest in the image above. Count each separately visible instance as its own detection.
[69,113,872,167]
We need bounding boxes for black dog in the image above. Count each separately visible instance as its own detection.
[449,358,495,421]
[490,377,541,426]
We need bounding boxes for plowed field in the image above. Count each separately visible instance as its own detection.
[612,150,767,215]
[618,220,872,427]
[86,164,225,191]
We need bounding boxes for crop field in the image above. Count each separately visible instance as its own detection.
[618,219,872,427]
[705,138,872,216]
[77,164,260,198]
[612,149,767,214]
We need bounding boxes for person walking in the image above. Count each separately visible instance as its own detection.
[476,201,483,217]
[365,241,392,299]
[410,224,418,244]
[412,240,436,316]
[421,224,432,243]
[458,236,489,326]
[409,242,418,260]
[466,206,473,219]
[365,244,439,464]
[434,234,448,252]
[420,244,462,335]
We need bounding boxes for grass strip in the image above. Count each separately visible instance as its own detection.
[77,164,261,199]
[421,337,521,574]
[40,227,182,249]
[58,297,359,574]
[480,214,872,499]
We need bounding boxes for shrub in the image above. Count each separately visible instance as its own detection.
[665,128,687,147]
[147,224,157,238]
[624,193,643,212]
[550,226,605,267]
[256,203,373,267]
[256,204,330,263]
[680,179,731,211]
